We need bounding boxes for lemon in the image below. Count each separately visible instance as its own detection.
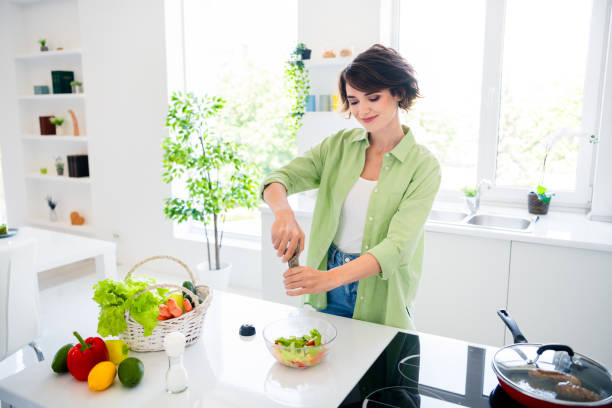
[105,339,130,365]
[88,361,116,391]
[167,292,184,312]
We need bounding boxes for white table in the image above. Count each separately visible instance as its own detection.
[0,291,398,408]
[2,227,117,280]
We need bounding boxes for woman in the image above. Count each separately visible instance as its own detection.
[260,44,441,330]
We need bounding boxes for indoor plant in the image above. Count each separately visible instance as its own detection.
[528,129,595,215]
[50,116,65,136]
[284,44,311,142]
[162,92,260,289]
[55,156,65,176]
[294,42,312,60]
[70,80,83,94]
[39,39,48,52]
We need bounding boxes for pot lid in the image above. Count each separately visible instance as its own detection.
[493,343,612,405]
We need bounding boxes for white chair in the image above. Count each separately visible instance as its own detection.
[0,237,43,363]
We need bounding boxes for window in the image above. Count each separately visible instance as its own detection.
[398,0,605,207]
[166,0,297,240]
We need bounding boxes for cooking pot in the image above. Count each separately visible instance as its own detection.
[492,310,612,408]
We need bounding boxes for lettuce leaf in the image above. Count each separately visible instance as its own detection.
[92,277,168,337]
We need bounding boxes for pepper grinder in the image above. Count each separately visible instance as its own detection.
[164,331,188,394]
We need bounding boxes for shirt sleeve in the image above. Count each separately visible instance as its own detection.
[366,155,441,280]
[258,134,332,199]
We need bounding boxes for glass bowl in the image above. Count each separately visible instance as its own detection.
[263,316,337,368]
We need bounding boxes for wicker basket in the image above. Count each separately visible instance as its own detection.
[118,255,213,352]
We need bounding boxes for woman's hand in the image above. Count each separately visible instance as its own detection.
[271,209,305,263]
[283,266,339,296]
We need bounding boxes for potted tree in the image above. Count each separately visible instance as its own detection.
[162,92,260,289]
[50,116,65,136]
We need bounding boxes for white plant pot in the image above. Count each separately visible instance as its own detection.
[196,261,232,291]
[55,126,63,136]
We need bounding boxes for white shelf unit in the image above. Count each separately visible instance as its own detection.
[22,135,88,142]
[28,217,93,234]
[18,94,85,101]
[14,49,83,60]
[25,174,91,184]
[298,61,359,155]
[11,0,94,234]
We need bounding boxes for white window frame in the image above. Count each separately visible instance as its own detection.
[392,0,612,210]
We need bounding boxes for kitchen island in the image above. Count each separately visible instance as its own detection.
[0,290,504,407]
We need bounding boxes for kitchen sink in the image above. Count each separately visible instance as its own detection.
[466,214,536,232]
[427,210,537,232]
[428,210,468,223]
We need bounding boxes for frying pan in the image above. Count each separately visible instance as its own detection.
[492,310,612,408]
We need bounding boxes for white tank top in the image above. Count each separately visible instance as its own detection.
[333,177,378,254]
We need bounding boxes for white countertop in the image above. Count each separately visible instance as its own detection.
[0,291,398,408]
[1,226,116,273]
[259,193,612,252]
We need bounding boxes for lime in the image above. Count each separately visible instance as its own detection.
[105,339,130,365]
[51,343,73,373]
[118,357,144,387]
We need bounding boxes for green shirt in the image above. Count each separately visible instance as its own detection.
[261,125,441,330]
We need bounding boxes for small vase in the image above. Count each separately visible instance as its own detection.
[71,85,82,94]
[49,208,57,222]
[40,45,48,52]
[55,126,63,136]
[56,166,64,176]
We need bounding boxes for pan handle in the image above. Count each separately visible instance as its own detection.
[536,344,574,358]
[533,344,575,365]
[497,310,528,343]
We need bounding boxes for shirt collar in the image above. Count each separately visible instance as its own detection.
[352,125,415,163]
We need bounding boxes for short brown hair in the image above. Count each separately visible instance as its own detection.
[338,44,420,113]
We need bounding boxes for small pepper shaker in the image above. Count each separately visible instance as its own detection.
[164,331,188,394]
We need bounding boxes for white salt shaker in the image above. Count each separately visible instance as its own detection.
[164,331,188,394]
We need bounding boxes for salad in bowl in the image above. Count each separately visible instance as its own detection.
[263,316,337,368]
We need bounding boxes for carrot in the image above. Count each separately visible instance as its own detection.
[183,298,193,312]
[159,304,172,318]
[157,314,169,321]
[166,298,183,318]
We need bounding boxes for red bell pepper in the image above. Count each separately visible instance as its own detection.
[66,331,109,381]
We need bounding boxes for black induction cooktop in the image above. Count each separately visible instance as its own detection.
[339,331,528,408]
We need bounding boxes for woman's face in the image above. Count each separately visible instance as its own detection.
[345,83,401,134]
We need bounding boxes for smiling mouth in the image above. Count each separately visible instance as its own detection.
[361,115,378,123]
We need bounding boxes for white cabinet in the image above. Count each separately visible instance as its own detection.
[6,0,94,235]
[506,242,612,368]
[414,232,511,347]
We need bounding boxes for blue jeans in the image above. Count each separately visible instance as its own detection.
[319,243,360,318]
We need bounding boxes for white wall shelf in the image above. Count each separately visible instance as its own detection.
[22,135,88,142]
[18,94,85,101]
[14,49,82,60]
[304,57,353,68]
[25,174,91,184]
[28,218,93,234]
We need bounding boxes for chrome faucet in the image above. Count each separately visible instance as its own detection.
[465,179,491,215]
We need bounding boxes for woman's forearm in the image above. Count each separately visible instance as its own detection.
[329,253,382,287]
[263,182,293,216]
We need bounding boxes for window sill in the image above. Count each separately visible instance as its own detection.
[174,229,261,251]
